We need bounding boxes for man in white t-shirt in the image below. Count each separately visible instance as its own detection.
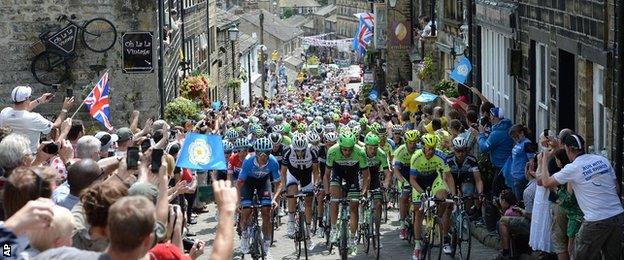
[0,86,74,153]
[541,134,623,260]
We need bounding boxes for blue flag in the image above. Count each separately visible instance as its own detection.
[416,92,438,103]
[369,89,378,101]
[176,133,227,170]
[450,56,472,84]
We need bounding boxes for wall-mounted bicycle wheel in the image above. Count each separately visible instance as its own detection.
[82,18,117,52]
[31,50,70,86]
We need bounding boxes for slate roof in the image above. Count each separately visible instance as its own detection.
[240,9,304,41]
[313,4,336,16]
[216,8,240,29]
[278,0,321,8]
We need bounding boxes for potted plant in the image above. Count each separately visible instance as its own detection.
[164,97,202,126]
[433,80,459,98]
[417,56,435,81]
[180,74,210,106]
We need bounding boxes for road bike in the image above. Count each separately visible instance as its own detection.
[448,195,474,260]
[270,190,285,246]
[286,193,311,259]
[419,188,446,260]
[30,14,117,85]
[329,183,352,260]
[242,200,265,260]
[322,193,332,247]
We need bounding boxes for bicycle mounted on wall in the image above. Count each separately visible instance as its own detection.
[30,14,117,86]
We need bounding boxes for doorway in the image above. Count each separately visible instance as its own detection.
[558,49,576,131]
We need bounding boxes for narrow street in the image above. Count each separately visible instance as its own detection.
[191,203,498,259]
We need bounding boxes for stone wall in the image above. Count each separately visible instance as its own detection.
[0,0,164,131]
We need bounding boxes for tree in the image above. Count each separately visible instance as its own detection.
[282,7,295,19]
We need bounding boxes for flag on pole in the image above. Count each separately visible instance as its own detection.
[84,72,113,130]
[449,56,472,84]
[176,133,227,170]
[352,13,374,56]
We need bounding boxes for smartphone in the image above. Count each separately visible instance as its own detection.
[151,149,164,173]
[42,142,59,155]
[126,147,140,170]
[140,139,151,152]
[66,88,73,98]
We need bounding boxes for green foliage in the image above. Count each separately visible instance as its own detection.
[359,83,374,102]
[433,80,459,98]
[283,7,295,19]
[164,97,202,127]
[228,78,242,88]
[417,56,435,81]
[180,74,210,107]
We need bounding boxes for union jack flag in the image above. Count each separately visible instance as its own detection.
[84,72,112,130]
[352,13,375,56]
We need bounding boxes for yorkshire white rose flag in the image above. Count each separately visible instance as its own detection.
[450,56,472,84]
[177,133,227,170]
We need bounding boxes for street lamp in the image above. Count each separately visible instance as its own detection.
[229,25,239,105]
[301,41,310,61]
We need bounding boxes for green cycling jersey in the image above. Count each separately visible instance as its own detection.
[409,149,450,176]
[326,143,368,171]
[366,147,389,171]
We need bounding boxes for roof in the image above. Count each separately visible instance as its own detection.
[216,8,240,29]
[313,4,336,16]
[278,0,321,8]
[304,20,314,29]
[284,15,308,28]
[238,32,258,53]
[326,14,337,23]
[239,9,304,41]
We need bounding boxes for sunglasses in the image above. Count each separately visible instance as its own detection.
[257,150,270,156]
[340,148,353,152]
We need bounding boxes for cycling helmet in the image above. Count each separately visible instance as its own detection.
[282,123,291,134]
[266,118,275,126]
[297,123,307,133]
[255,128,266,138]
[324,132,339,143]
[369,122,382,134]
[275,114,284,122]
[225,129,239,140]
[421,133,439,148]
[272,125,282,133]
[269,132,283,145]
[359,117,368,126]
[312,125,324,135]
[364,133,380,146]
[352,125,362,137]
[404,130,421,142]
[307,132,321,144]
[347,120,359,129]
[338,132,357,149]
[234,138,251,150]
[254,137,273,152]
[391,125,404,134]
[292,134,308,150]
[332,113,340,122]
[452,136,469,150]
[222,140,234,153]
[324,123,336,133]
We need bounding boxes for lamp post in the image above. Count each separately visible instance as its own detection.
[301,41,310,62]
[229,25,239,105]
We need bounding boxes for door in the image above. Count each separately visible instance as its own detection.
[557,49,576,131]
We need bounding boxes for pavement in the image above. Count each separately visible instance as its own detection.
[190,203,499,260]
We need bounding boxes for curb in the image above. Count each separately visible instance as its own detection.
[470,222,501,250]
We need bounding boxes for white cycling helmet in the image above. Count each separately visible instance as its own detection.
[269,132,283,144]
[292,133,308,150]
[324,132,339,143]
[307,132,321,144]
[452,136,469,150]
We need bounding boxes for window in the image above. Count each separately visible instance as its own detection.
[444,0,463,21]
[593,63,608,155]
[535,43,549,139]
[184,39,195,70]
[480,28,514,119]
[183,0,195,9]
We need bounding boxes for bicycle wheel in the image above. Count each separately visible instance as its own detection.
[31,50,70,86]
[256,227,265,260]
[340,214,348,260]
[373,215,381,260]
[458,214,471,260]
[424,217,443,260]
[311,197,318,235]
[301,213,308,259]
[81,18,117,52]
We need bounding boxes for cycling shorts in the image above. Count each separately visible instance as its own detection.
[397,178,412,197]
[240,177,273,208]
[286,171,314,194]
[330,169,361,200]
[411,174,448,204]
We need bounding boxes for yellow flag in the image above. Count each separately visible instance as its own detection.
[403,92,422,113]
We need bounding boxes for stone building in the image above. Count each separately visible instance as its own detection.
[276,0,321,16]
[239,9,303,57]
[311,4,337,35]
[335,0,370,39]
[238,32,261,106]
[284,15,315,36]
[0,0,163,128]
[215,8,241,106]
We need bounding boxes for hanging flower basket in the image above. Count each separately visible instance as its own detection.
[180,74,210,107]
[418,56,435,81]
[228,78,242,88]
[434,80,459,98]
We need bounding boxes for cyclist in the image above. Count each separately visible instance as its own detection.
[238,138,283,258]
[229,138,251,182]
[447,136,483,197]
[391,125,404,147]
[269,132,287,217]
[213,140,234,181]
[325,131,370,256]
[280,133,320,250]
[410,133,456,259]
[363,133,391,231]
[315,131,338,230]
[393,129,420,240]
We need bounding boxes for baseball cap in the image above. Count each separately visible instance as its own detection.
[95,131,118,152]
[128,182,158,205]
[116,127,133,142]
[490,107,504,119]
[11,86,32,103]
[564,134,585,150]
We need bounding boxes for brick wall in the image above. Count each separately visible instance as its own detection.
[0,0,165,130]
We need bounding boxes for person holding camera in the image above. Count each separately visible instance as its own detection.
[0,86,74,154]
[508,124,535,201]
